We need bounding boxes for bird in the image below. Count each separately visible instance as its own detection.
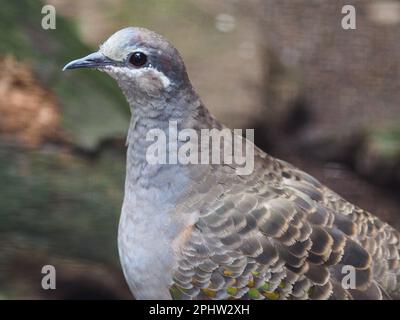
[63,27,400,300]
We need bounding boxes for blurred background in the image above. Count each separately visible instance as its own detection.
[0,0,399,299]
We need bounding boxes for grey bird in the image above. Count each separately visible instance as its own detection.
[64,27,400,300]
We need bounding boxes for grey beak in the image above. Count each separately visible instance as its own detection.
[63,52,115,71]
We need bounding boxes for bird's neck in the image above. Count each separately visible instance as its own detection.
[125,82,219,148]
[122,84,219,203]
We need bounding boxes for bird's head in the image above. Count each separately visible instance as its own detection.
[63,27,190,98]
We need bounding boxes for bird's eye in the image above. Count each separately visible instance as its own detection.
[129,52,147,67]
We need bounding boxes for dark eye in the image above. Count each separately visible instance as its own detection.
[129,52,147,67]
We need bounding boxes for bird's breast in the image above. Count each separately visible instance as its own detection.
[117,191,195,299]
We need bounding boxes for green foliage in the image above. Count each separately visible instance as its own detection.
[368,125,400,159]
[0,0,129,150]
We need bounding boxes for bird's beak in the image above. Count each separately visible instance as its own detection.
[63,52,115,71]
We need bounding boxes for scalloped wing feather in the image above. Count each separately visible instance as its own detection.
[170,150,400,300]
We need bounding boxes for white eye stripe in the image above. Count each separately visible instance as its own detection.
[139,67,171,88]
[103,64,171,88]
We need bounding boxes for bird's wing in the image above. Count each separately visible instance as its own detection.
[170,150,400,300]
